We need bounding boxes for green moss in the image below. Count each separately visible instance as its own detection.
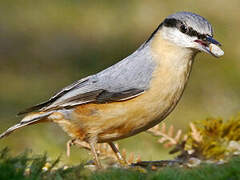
[1,148,240,180]
[0,148,90,180]
[92,157,240,180]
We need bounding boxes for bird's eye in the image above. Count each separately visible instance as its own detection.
[180,24,188,33]
[198,34,207,41]
[202,35,207,41]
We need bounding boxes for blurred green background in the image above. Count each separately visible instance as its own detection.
[0,0,239,165]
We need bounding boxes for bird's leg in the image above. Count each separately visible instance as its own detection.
[89,140,102,169]
[66,139,76,157]
[108,142,128,167]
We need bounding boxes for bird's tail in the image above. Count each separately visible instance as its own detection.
[0,111,53,139]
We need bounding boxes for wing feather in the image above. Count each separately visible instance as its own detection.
[18,80,144,115]
[17,77,90,115]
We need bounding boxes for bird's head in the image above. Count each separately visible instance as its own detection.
[159,12,224,58]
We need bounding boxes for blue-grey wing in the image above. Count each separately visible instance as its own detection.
[18,45,156,115]
[18,75,145,115]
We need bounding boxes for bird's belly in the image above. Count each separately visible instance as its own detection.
[56,82,185,143]
[55,57,192,143]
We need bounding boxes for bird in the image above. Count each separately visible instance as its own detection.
[0,12,224,168]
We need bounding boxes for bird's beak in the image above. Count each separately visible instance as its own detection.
[206,36,221,46]
[195,36,224,58]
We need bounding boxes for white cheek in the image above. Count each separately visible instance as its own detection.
[161,27,195,48]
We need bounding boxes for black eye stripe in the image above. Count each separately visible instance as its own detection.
[163,18,211,41]
[188,27,198,37]
[163,18,181,28]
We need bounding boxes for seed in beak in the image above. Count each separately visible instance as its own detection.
[209,43,224,57]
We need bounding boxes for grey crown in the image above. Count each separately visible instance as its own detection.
[167,12,213,36]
